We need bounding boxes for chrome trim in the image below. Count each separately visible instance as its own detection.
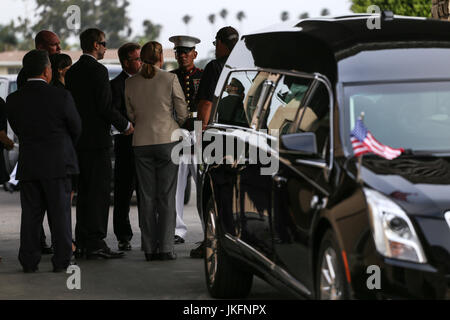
[224,233,312,297]
[295,159,328,169]
[445,211,450,230]
[279,157,329,196]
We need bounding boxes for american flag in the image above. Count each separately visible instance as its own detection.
[350,118,404,160]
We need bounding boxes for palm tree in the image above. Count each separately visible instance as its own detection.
[219,9,228,24]
[281,11,289,22]
[321,8,330,16]
[208,13,216,36]
[236,11,246,32]
[182,14,192,34]
[299,12,309,19]
[208,13,216,25]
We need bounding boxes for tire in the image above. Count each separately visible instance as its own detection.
[184,174,191,205]
[316,230,351,300]
[204,198,253,298]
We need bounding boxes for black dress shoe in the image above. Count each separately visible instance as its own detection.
[74,247,86,259]
[118,241,132,251]
[174,235,185,244]
[190,241,205,259]
[86,247,125,260]
[3,182,15,193]
[145,253,159,261]
[23,267,38,273]
[159,252,177,260]
[53,258,77,273]
[41,243,53,255]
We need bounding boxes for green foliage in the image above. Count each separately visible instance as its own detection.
[9,0,161,50]
[0,22,18,51]
[299,12,310,19]
[134,20,162,45]
[31,0,132,48]
[321,8,330,16]
[350,0,432,17]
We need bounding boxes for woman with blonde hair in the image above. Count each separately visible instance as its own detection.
[125,41,188,261]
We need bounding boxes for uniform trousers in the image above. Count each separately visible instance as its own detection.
[134,142,179,254]
[18,177,72,270]
[175,154,198,238]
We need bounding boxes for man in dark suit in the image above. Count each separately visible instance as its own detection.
[16,30,62,255]
[110,43,141,251]
[6,50,81,273]
[17,30,61,89]
[65,28,133,259]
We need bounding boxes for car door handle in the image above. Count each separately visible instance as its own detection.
[273,174,287,188]
[310,195,328,210]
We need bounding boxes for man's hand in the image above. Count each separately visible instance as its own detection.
[0,131,14,150]
[123,123,134,136]
[4,138,14,151]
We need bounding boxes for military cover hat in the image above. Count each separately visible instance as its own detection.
[169,35,201,49]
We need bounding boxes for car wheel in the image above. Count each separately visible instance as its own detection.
[204,198,253,298]
[316,230,350,300]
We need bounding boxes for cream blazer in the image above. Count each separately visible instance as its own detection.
[125,67,188,146]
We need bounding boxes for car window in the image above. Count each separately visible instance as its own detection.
[8,81,17,95]
[0,79,8,100]
[282,82,331,158]
[215,70,259,128]
[261,75,311,136]
[345,81,450,153]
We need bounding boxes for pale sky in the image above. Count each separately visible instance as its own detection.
[0,0,353,59]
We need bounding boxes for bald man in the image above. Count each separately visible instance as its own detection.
[17,30,61,88]
[15,30,63,255]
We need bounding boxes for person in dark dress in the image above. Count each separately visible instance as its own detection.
[50,53,72,89]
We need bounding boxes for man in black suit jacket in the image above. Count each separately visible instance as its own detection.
[16,30,62,254]
[110,43,141,251]
[17,30,62,89]
[65,28,133,259]
[6,50,81,273]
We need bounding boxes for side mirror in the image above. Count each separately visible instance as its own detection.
[280,132,318,154]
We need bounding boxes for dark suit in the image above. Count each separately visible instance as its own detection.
[65,55,128,251]
[111,71,136,242]
[6,80,81,270]
[18,67,53,249]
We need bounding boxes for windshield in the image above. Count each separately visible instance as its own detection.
[344,81,450,154]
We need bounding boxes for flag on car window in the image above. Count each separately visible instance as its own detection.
[350,118,404,160]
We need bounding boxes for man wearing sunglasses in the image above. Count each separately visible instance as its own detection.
[168,35,203,247]
[66,28,133,260]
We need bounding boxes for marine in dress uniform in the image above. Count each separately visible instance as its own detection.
[169,35,203,244]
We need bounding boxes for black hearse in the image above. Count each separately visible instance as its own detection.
[197,14,450,299]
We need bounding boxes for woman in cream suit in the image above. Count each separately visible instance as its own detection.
[125,41,188,261]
